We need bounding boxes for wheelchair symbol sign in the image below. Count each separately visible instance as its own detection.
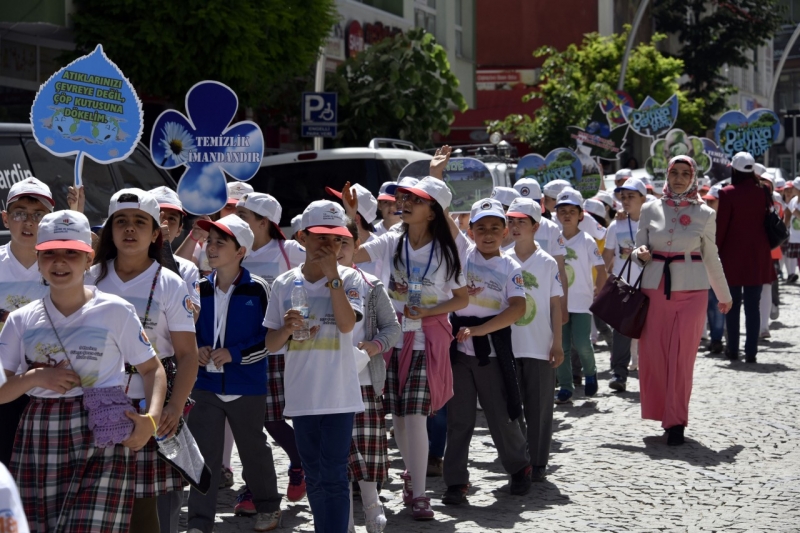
[302,92,337,138]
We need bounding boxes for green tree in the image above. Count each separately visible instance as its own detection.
[70,0,337,110]
[653,0,787,124]
[487,28,705,153]
[327,28,468,148]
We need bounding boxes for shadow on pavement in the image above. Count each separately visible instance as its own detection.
[600,436,745,467]
[715,362,794,373]
[768,321,796,330]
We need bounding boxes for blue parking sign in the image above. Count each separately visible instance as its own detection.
[302,92,337,138]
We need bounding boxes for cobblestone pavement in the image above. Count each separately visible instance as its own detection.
[178,282,800,532]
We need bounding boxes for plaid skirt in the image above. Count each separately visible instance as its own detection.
[347,386,388,483]
[384,349,432,416]
[784,242,800,258]
[133,403,186,498]
[11,396,135,533]
[265,353,287,422]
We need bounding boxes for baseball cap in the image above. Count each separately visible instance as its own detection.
[378,181,397,202]
[300,200,351,237]
[325,183,378,224]
[237,192,286,238]
[583,198,606,219]
[793,177,800,190]
[197,214,255,258]
[290,214,303,236]
[731,152,755,173]
[513,178,542,200]
[775,176,786,190]
[149,186,184,214]
[7,177,55,211]
[614,168,633,182]
[385,177,420,196]
[226,182,255,205]
[469,198,506,224]
[108,188,161,223]
[396,177,452,211]
[615,177,647,197]
[506,197,542,222]
[554,187,583,209]
[703,183,723,201]
[754,164,768,178]
[491,186,520,208]
[543,179,572,200]
[36,210,93,253]
[594,190,615,208]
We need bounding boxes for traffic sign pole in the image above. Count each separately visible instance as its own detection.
[313,48,326,151]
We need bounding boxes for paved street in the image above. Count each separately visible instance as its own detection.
[179,282,800,532]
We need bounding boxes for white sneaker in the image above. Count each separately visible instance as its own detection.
[254,510,281,531]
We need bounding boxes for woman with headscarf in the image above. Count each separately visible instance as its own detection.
[632,156,733,446]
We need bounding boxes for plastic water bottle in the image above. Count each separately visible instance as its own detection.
[403,267,423,332]
[156,434,181,460]
[291,279,311,341]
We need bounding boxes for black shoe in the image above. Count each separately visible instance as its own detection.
[509,465,532,495]
[441,484,469,505]
[667,425,685,446]
[608,375,627,392]
[725,350,738,361]
[709,340,724,354]
[788,273,799,283]
[531,466,547,482]
[745,356,757,363]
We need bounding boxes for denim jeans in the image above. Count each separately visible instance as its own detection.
[726,285,763,358]
[427,403,447,458]
[706,289,725,342]
[293,412,355,533]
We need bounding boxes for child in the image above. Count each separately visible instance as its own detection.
[442,198,530,505]
[264,201,365,532]
[603,178,647,392]
[375,181,401,236]
[553,188,607,404]
[234,192,306,511]
[326,184,384,284]
[0,209,167,532]
[339,216,401,533]
[0,177,54,467]
[88,188,199,533]
[187,214,283,533]
[349,172,468,521]
[505,198,564,483]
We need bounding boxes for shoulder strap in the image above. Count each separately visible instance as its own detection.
[278,240,291,270]
[41,299,72,368]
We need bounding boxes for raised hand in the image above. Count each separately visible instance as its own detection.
[429,145,452,179]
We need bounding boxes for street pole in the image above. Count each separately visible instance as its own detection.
[313,47,326,151]
[793,113,798,179]
[617,0,650,91]
[768,23,800,167]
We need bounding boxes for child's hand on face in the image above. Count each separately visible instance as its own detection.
[313,245,340,280]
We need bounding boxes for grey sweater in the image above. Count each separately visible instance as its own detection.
[358,268,401,396]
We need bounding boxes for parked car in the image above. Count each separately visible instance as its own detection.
[0,123,177,245]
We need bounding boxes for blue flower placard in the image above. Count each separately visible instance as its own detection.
[621,95,679,138]
[714,109,780,159]
[150,81,264,215]
[30,44,143,187]
[515,148,583,188]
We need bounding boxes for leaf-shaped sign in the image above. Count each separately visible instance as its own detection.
[515,148,602,197]
[568,103,629,161]
[150,81,264,215]
[30,44,143,187]
[714,109,780,159]
[645,129,711,179]
[621,94,679,138]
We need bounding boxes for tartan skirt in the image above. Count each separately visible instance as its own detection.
[11,396,135,533]
[265,353,287,422]
[133,403,186,498]
[384,349,432,416]
[347,386,388,483]
[784,242,800,258]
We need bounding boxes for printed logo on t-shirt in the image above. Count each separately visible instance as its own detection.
[182,294,193,315]
[555,271,562,287]
[564,247,577,287]
[557,236,565,247]
[465,263,506,310]
[593,247,602,258]
[512,273,525,290]
[346,288,360,300]
[515,271,539,326]
[139,328,151,347]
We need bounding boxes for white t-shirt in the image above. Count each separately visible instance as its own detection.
[562,231,605,313]
[0,461,30,533]
[604,217,642,279]
[554,214,608,240]
[88,260,196,398]
[507,247,564,360]
[242,238,292,285]
[263,264,365,417]
[361,231,466,350]
[0,243,48,332]
[175,255,201,308]
[374,219,388,236]
[454,233,526,357]
[536,217,567,258]
[0,288,157,398]
[789,197,800,243]
[283,240,307,269]
[358,233,387,287]
[213,282,242,402]
[347,270,376,387]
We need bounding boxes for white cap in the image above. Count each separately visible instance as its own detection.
[775,176,787,190]
[237,192,286,238]
[731,152,755,173]
[754,163,768,177]
[7,177,55,211]
[36,210,93,253]
[513,178,542,200]
[554,187,584,209]
[594,190,615,208]
[491,186,520,207]
[197,214,255,258]
[469,198,506,223]
[378,181,397,201]
[615,177,647,197]
[614,168,633,181]
[325,183,378,224]
[226,181,255,205]
[397,176,452,211]
[290,214,303,236]
[300,200,351,237]
[583,198,606,219]
[792,177,800,190]
[704,184,723,199]
[109,188,161,223]
[543,179,572,199]
[149,186,184,214]
[386,177,419,196]
[506,197,542,223]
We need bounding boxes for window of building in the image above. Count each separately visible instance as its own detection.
[455,0,464,57]
[414,0,437,37]
[352,0,404,18]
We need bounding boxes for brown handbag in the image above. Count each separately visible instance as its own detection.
[589,255,650,339]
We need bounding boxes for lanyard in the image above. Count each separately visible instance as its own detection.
[212,269,243,349]
[404,235,435,281]
[627,216,634,243]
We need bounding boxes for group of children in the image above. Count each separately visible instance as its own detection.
[0,144,666,533]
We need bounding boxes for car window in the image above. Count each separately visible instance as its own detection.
[112,147,172,191]
[0,137,35,211]
[22,138,116,226]
[381,159,410,181]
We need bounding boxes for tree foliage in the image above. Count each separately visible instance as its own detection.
[71,0,338,109]
[487,28,705,153]
[327,28,468,148]
[654,0,787,124]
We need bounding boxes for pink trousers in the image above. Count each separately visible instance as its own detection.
[639,279,708,429]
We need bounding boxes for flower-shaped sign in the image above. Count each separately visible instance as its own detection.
[150,81,264,215]
[515,148,596,196]
[621,94,679,138]
[30,44,143,187]
[645,129,711,179]
[568,103,629,160]
[398,157,492,213]
[714,109,780,159]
